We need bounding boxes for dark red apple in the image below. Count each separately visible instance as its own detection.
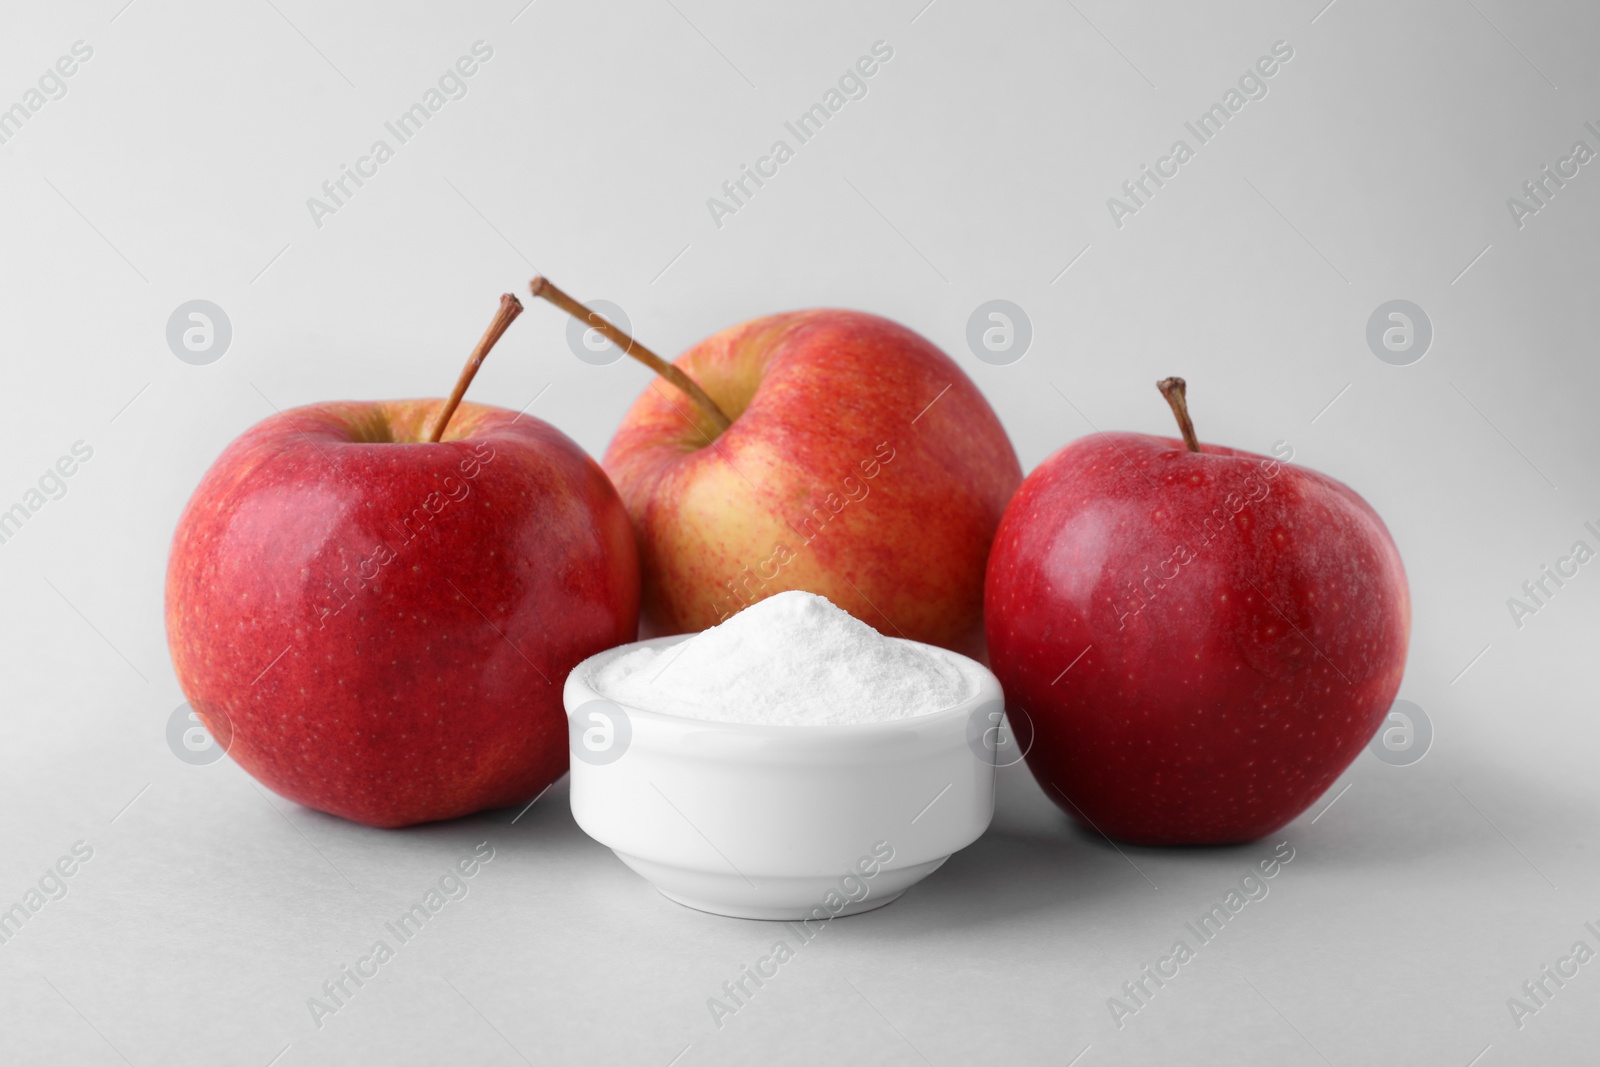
[165,298,639,827]
[985,379,1409,844]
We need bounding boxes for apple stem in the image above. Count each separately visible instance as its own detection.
[528,275,733,434]
[428,294,524,443]
[1157,377,1202,453]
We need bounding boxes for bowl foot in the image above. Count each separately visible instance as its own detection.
[615,853,949,921]
[658,886,906,921]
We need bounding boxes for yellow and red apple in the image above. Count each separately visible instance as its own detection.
[594,305,1022,656]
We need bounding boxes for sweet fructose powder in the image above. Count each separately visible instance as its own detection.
[593,591,970,725]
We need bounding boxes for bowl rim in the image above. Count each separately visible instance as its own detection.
[563,633,1002,738]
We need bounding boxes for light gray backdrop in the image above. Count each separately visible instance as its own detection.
[1,1,1595,1064]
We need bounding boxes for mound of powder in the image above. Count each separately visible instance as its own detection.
[592,590,971,725]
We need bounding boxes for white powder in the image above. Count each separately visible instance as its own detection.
[592,591,971,725]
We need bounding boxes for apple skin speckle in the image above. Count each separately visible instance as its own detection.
[165,399,639,828]
[985,432,1410,846]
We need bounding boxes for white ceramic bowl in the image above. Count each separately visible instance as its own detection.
[561,635,1002,920]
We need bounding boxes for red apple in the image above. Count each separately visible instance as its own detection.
[525,279,1022,656]
[985,379,1409,844]
[165,299,639,827]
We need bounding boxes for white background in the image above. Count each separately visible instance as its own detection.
[1,1,1597,1064]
